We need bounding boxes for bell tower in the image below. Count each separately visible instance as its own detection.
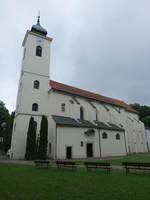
[11,16,52,159]
[16,15,53,115]
[22,14,52,77]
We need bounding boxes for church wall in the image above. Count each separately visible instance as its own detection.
[48,92,80,119]
[56,127,126,159]
[47,90,147,156]
[75,98,97,121]
[100,130,126,157]
[124,112,147,153]
[56,127,100,159]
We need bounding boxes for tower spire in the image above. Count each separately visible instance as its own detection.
[37,11,40,24]
[31,11,48,36]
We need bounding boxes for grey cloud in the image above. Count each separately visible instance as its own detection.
[0,0,150,111]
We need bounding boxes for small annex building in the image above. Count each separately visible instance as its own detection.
[10,17,148,159]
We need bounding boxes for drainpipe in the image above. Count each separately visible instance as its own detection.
[98,129,102,158]
[55,125,57,160]
[123,131,128,155]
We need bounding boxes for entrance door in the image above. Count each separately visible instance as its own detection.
[66,146,72,159]
[86,143,93,157]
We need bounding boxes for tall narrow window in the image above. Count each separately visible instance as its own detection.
[36,46,42,57]
[80,106,84,120]
[116,133,120,140]
[61,103,65,112]
[34,80,40,89]
[32,103,38,111]
[49,143,51,154]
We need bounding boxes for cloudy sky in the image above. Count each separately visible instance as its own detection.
[1,0,150,112]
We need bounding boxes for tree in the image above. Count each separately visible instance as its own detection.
[130,103,150,127]
[25,117,37,160]
[37,115,48,160]
[0,100,9,138]
[142,116,150,127]
[3,112,15,152]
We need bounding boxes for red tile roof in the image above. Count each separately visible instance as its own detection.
[50,80,138,114]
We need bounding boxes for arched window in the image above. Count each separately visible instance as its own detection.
[32,103,38,111]
[80,106,84,120]
[102,132,107,139]
[36,46,42,57]
[61,103,65,112]
[34,80,40,89]
[116,133,120,140]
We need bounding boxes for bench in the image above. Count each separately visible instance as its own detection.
[56,160,77,170]
[84,162,111,173]
[34,160,50,169]
[122,162,150,174]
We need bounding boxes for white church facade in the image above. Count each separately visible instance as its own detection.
[11,17,148,159]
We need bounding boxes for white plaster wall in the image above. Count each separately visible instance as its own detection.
[93,102,110,123]
[100,130,126,157]
[48,92,80,119]
[56,127,126,159]
[124,112,147,154]
[17,72,50,115]
[56,127,100,159]
[22,32,51,77]
[11,114,42,159]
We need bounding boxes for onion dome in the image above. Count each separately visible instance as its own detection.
[31,15,47,36]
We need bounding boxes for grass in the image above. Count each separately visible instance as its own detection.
[0,163,150,200]
[109,152,150,165]
[74,152,150,165]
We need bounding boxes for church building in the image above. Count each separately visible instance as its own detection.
[11,17,148,159]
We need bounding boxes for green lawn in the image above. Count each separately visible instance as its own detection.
[109,152,150,165]
[0,164,150,200]
[75,152,150,165]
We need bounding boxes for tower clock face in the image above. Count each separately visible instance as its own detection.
[36,38,44,46]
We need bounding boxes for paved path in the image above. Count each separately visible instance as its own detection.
[0,160,34,165]
[0,159,124,171]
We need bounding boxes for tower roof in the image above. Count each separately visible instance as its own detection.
[31,14,47,36]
